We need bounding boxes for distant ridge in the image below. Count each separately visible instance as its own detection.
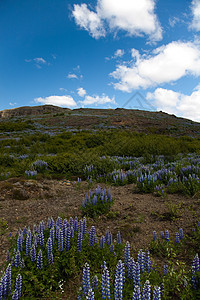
[0,105,70,118]
[0,104,199,137]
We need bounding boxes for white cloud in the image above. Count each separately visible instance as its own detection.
[110,41,200,92]
[72,0,162,42]
[77,87,87,97]
[67,73,78,79]
[33,57,47,64]
[9,102,17,106]
[169,17,180,28]
[72,4,105,38]
[35,95,77,107]
[114,49,125,58]
[146,86,200,122]
[190,0,200,31]
[79,94,116,106]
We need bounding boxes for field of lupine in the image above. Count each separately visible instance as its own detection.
[0,128,200,299]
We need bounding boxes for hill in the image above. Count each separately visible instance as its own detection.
[0,105,199,137]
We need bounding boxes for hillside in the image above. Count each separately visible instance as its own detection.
[0,105,200,137]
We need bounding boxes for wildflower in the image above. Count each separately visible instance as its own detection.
[165,230,169,241]
[132,285,141,300]
[30,244,36,262]
[86,289,95,300]
[153,231,157,241]
[153,286,161,300]
[77,232,83,252]
[117,231,121,244]
[124,241,131,267]
[15,251,21,267]
[142,280,151,300]
[82,263,91,295]
[37,250,43,270]
[175,232,180,243]
[92,275,98,290]
[15,274,22,299]
[102,264,111,299]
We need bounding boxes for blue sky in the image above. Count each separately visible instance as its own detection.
[1,0,200,121]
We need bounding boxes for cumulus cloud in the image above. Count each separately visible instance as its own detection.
[146,86,200,122]
[67,73,78,79]
[72,4,105,38]
[35,95,77,107]
[72,0,162,42]
[190,0,200,31]
[79,94,116,106]
[110,40,200,92]
[77,87,86,97]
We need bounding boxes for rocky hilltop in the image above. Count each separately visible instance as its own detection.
[0,105,70,118]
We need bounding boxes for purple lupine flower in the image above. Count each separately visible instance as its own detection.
[33,224,37,233]
[109,233,112,245]
[142,280,151,300]
[135,262,141,288]
[114,260,125,299]
[124,241,131,267]
[128,258,136,281]
[37,250,43,270]
[175,232,180,243]
[92,275,98,290]
[82,263,91,295]
[163,265,168,275]
[70,227,74,239]
[165,230,169,241]
[179,228,183,240]
[23,226,27,235]
[132,285,141,300]
[153,231,157,241]
[47,237,53,263]
[192,253,200,289]
[15,274,22,299]
[102,264,111,299]
[6,264,12,295]
[86,289,94,300]
[117,231,121,244]
[83,217,87,235]
[57,228,63,252]
[62,222,67,241]
[65,227,71,251]
[50,227,55,246]
[89,226,97,247]
[74,216,78,231]
[17,235,23,252]
[145,250,151,273]
[12,289,18,300]
[110,244,114,253]
[153,286,161,300]
[30,244,36,262]
[137,249,145,273]
[0,282,3,300]
[78,220,83,234]
[69,217,73,228]
[100,236,105,249]
[160,231,164,239]
[39,231,44,248]
[26,234,32,255]
[77,232,83,252]
[15,250,21,267]
[2,273,7,299]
